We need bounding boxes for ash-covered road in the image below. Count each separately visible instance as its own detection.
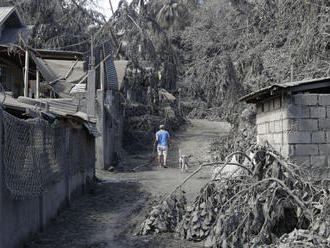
[25,120,230,248]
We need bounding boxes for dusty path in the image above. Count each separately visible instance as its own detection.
[25,119,230,248]
[101,119,231,201]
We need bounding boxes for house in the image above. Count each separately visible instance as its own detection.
[241,77,330,177]
[0,6,32,44]
[0,45,84,98]
[0,7,125,247]
[0,7,32,95]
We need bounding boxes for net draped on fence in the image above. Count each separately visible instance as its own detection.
[0,108,94,200]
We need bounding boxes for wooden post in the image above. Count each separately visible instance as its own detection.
[24,50,29,97]
[36,70,40,99]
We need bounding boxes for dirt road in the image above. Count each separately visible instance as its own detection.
[25,120,230,248]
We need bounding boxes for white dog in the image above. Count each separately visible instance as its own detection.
[179,150,192,173]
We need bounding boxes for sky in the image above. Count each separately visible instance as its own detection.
[97,0,132,19]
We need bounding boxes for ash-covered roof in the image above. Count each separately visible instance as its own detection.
[0,7,23,27]
[0,7,29,45]
[240,77,330,103]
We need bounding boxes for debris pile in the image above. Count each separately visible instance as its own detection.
[138,191,186,235]
[138,145,330,247]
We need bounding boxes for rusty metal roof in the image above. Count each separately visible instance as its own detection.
[240,77,330,103]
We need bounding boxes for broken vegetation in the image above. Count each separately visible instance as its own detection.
[138,145,330,247]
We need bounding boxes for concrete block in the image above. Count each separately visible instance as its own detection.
[274,120,283,132]
[319,118,330,130]
[319,144,330,155]
[257,134,274,145]
[271,110,284,121]
[263,101,270,112]
[298,119,318,131]
[289,155,311,167]
[311,155,327,167]
[310,106,326,118]
[256,113,271,124]
[285,104,309,118]
[286,131,311,144]
[312,132,326,143]
[257,135,269,145]
[272,144,282,154]
[295,144,318,155]
[269,121,275,133]
[269,99,274,111]
[281,145,294,157]
[326,131,330,142]
[257,103,263,114]
[294,94,318,106]
[283,119,298,131]
[327,107,330,118]
[319,95,330,106]
[274,97,282,110]
[265,134,275,145]
[273,133,283,144]
[257,123,268,134]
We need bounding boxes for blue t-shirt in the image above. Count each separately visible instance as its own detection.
[156,130,170,146]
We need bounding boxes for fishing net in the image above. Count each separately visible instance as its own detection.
[0,108,93,200]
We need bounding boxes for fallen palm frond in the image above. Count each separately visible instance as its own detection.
[138,145,330,247]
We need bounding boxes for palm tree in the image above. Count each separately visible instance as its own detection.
[156,0,186,30]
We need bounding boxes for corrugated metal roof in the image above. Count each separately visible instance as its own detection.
[0,7,23,27]
[240,77,330,103]
[44,59,85,84]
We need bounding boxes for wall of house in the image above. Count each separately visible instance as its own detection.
[256,93,330,178]
[1,65,24,97]
[96,89,123,170]
[0,110,95,248]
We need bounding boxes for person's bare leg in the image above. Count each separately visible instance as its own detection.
[158,155,162,168]
[163,154,167,167]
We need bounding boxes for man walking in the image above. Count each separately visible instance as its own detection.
[155,124,170,168]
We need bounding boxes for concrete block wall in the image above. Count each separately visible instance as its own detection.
[256,94,330,175]
[256,96,289,156]
[0,114,95,248]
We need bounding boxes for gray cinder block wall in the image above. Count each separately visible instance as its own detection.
[0,116,95,248]
[257,93,330,175]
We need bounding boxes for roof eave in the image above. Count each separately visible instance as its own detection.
[0,7,24,28]
[241,77,330,104]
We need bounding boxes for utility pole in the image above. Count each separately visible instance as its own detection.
[24,49,29,97]
[87,35,96,117]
